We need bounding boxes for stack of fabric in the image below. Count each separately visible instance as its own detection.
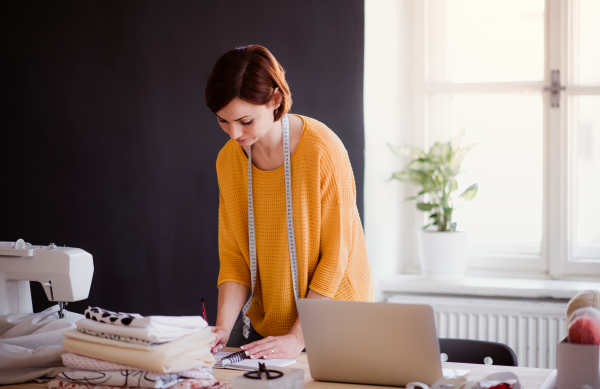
[48,307,228,389]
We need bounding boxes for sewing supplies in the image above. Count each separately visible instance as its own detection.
[201,299,208,323]
[232,363,304,389]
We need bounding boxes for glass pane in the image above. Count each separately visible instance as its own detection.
[429,0,545,82]
[575,96,600,245]
[429,94,543,253]
[575,0,600,84]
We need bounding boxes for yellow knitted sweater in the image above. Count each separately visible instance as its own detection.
[216,114,373,337]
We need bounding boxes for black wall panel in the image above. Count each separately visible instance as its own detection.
[0,1,365,322]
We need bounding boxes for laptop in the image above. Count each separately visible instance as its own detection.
[297,299,444,387]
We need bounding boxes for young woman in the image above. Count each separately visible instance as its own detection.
[205,45,373,360]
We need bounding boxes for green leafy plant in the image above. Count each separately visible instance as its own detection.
[388,128,479,232]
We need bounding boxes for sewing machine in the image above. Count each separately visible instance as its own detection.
[0,239,94,318]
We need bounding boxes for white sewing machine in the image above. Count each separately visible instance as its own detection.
[0,239,94,318]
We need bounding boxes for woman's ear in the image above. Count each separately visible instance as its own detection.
[271,87,283,109]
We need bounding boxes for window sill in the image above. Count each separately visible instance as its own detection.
[380,274,600,300]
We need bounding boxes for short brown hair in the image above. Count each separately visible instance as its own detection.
[205,45,292,122]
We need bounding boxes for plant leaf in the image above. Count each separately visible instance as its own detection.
[450,127,465,150]
[448,179,459,193]
[428,142,452,164]
[450,142,479,171]
[404,196,418,201]
[459,183,479,201]
[407,159,436,172]
[387,143,427,159]
[416,202,436,211]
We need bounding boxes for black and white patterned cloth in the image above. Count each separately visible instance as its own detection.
[77,327,158,346]
[82,306,208,336]
[85,307,143,326]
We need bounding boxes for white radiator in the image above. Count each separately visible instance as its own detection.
[388,294,568,368]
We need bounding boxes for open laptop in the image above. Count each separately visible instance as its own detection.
[297,299,444,387]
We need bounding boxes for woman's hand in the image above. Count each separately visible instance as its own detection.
[240,333,304,360]
[210,326,230,353]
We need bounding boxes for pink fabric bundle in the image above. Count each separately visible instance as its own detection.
[48,377,231,389]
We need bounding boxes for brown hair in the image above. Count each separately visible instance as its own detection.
[205,45,292,122]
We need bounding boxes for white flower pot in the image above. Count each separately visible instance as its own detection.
[417,230,468,280]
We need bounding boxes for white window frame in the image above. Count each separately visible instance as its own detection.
[408,0,600,279]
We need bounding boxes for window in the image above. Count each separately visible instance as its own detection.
[410,0,600,277]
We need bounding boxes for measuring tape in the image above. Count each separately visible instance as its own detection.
[242,114,300,339]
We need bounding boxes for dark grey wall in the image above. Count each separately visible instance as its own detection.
[0,1,365,321]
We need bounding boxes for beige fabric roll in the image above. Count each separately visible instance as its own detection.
[62,331,215,373]
[63,328,214,351]
[567,290,600,321]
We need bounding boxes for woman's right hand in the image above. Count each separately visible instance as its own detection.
[210,326,230,353]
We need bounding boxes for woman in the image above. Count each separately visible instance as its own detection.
[206,45,373,360]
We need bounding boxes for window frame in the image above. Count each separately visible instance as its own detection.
[408,0,600,278]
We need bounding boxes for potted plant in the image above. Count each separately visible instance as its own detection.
[389,128,478,279]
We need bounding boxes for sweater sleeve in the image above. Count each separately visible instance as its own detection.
[308,145,357,298]
[217,192,252,289]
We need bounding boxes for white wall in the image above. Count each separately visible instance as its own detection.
[364,0,415,301]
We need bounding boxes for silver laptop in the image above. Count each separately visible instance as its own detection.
[297,299,443,387]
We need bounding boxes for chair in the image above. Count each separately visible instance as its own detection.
[439,338,518,367]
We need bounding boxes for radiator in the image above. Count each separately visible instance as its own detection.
[388,294,568,368]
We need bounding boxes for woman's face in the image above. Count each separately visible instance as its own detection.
[215,94,280,147]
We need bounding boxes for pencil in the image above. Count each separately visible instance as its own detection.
[201,298,207,323]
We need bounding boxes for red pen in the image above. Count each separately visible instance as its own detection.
[201,299,207,323]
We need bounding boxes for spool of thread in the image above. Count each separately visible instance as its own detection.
[568,307,600,345]
[567,290,600,322]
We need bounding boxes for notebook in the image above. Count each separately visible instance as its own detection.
[212,351,297,371]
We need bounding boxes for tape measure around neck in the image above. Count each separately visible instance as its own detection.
[242,114,299,339]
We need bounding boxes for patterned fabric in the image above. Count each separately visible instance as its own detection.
[77,328,158,346]
[84,308,142,326]
[48,377,231,389]
[216,114,374,337]
[61,353,214,379]
[83,307,207,331]
[76,319,198,344]
[58,369,187,388]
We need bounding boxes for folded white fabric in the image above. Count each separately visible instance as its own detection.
[85,307,206,329]
[59,369,189,388]
[79,307,207,344]
[76,319,203,344]
[0,305,83,385]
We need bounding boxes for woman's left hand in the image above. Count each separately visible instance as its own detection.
[240,334,304,360]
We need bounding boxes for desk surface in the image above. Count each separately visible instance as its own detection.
[2,348,556,389]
